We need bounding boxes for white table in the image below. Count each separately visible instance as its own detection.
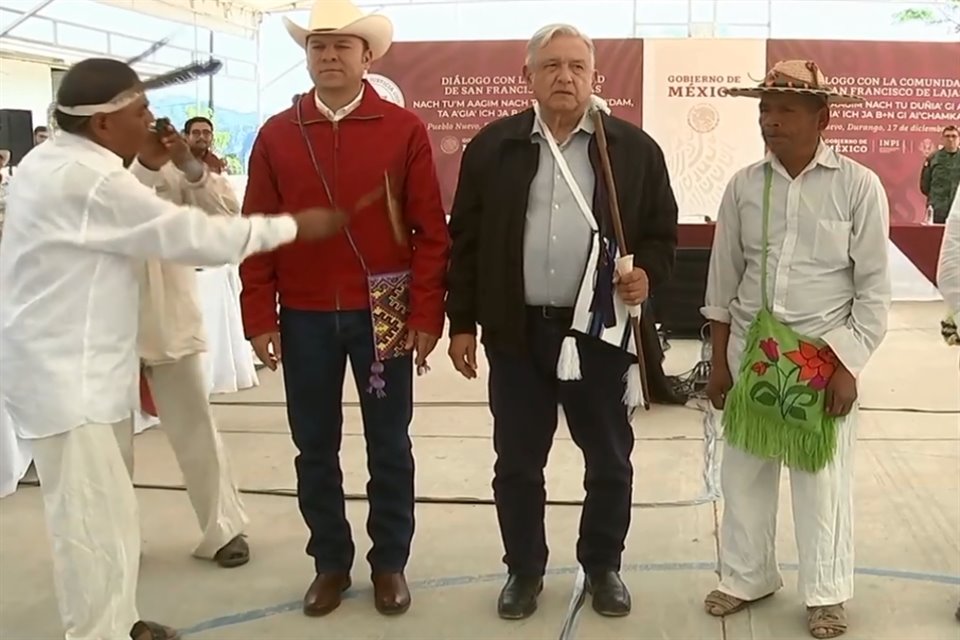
[0,264,258,497]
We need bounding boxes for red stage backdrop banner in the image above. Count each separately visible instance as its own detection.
[767,40,960,224]
[369,39,644,212]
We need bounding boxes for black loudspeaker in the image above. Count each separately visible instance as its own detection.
[652,248,712,340]
[0,109,35,166]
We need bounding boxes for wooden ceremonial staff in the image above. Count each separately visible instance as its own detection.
[590,109,651,411]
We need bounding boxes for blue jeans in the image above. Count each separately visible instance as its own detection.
[279,308,414,574]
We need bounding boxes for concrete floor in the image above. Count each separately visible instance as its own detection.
[1,301,958,640]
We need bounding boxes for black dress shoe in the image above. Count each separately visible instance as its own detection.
[587,571,631,617]
[497,574,543,620]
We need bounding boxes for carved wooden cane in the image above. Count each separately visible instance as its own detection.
[590,109,651,411]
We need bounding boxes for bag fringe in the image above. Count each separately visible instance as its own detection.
[722,390,838,473]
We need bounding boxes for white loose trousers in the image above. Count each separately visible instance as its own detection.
[716,335,857,607]
[115,353,248,558]
[32,422,141,640]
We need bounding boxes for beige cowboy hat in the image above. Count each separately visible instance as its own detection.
[728,59,863,105]
[282,0,394,60]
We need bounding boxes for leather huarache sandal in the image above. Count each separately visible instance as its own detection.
[214,534,249,568]
[807,603,848,639]
[704,589,775,616]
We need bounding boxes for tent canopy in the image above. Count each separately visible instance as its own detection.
[95,0,318,37]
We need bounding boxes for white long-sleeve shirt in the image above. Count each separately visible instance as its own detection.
[130,160,241,365]
[0,132,298,439]
[936,191,960,316]
[701,141,891,377]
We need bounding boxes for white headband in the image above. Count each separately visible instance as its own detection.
[55,89,144,117]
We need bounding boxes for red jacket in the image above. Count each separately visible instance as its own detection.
[239,83,450,339]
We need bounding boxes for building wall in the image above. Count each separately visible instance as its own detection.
[0,55,58,131]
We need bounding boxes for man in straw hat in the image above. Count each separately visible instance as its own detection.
[0,57,346,640]
[447,23,678,620]
[240,0,449,617]
[700,60,891,638]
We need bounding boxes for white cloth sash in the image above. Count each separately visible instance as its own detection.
[534,99,644,407]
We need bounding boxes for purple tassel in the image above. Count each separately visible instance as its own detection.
[367,360,386,398]
[588,238,618,330]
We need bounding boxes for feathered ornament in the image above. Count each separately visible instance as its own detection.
[140,58,223,92]
[125,36,171,66]
[50,54,224,120]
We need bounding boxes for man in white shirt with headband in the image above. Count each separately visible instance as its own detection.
[0,57,346,640]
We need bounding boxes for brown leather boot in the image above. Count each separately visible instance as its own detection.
[372,572,411,615]
[303,573,351,616]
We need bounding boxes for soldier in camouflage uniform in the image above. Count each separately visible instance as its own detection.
[920,125,960,224]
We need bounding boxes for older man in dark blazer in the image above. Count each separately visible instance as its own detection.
[445,23,679,621]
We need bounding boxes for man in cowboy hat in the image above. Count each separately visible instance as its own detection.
[239,0,449,618]
[700,60,891,638]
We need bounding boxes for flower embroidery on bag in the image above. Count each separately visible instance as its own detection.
[746,338,834,422]
[783,342,838,391]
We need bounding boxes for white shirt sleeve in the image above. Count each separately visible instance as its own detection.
[822,170,892,376]
[185,172,241,216]
[131,159,240,217]
[129,159,171,190]
[81,167,297,265]
[936,192,960,316]
[701,176,745,324]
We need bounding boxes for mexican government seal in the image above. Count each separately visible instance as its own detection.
[688,103,719,134]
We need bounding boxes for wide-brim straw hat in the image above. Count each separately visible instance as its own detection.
[728,59,863,105]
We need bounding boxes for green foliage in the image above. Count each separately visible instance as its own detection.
[894,0,960,33]
[223,155,243,174]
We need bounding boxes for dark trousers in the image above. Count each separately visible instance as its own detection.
[486,307,635,576]
[279,308,414,574]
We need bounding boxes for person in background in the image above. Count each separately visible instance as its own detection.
[701,61,890,639]
[0,57,346,640]
[183,116,226,174]
[446,23,678,621]
[939,190,960,322]
[0,149,9,239]
[920,125,960,224]
[125,117,250,569]
[934,191,959,624]
[33,126,49,145]
[240,0,449,618]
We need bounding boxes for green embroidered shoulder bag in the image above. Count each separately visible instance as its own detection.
[722,163,840,473]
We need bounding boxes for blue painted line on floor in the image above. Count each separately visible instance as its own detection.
[180,561,960,636]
